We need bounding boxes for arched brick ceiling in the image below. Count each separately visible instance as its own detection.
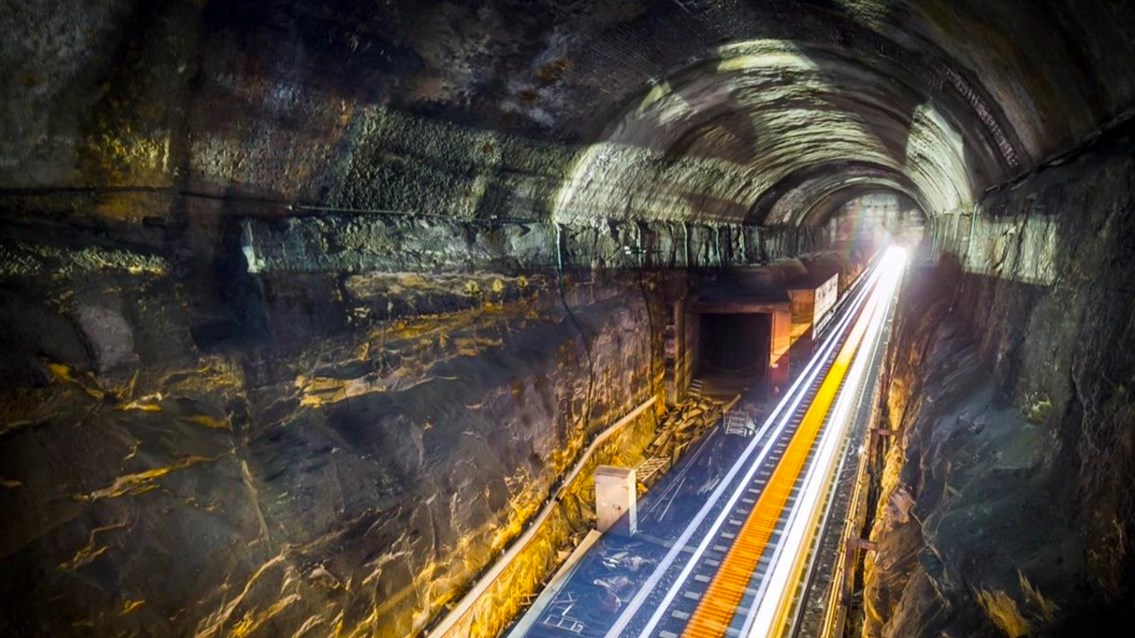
[551,39,997,224]
[2,0,1133,225]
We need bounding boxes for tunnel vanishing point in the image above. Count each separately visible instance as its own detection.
[2,1,1135,637]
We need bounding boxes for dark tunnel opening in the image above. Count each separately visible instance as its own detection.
[698,313,771,380]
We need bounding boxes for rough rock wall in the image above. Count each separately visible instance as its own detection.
[862,123,1135,635]
[0,168,874,637]
[862,269,1085,637]
[0,235,661,637]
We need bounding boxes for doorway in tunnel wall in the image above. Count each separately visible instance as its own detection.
[697,313,771,384]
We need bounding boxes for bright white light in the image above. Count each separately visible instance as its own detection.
[604,263,887,638]
[601,248,907,638]
[743,247,905,638]
[882,245,909,271]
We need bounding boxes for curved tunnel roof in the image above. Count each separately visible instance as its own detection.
[2,0,1134,227]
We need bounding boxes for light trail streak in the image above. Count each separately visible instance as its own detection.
[678,255,889,638]
[602,256,890,638]
[740,247,906,638]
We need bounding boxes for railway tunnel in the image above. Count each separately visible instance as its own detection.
[1,1,1134,637]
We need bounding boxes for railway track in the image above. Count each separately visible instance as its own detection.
[509,249,907,638]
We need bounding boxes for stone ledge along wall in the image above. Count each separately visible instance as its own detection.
[0,218,666,638]
[860,123,1135,636]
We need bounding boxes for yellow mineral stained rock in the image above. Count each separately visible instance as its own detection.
[76,456,213,501]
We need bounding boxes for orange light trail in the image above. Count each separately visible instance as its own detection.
[679,253,894,638]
